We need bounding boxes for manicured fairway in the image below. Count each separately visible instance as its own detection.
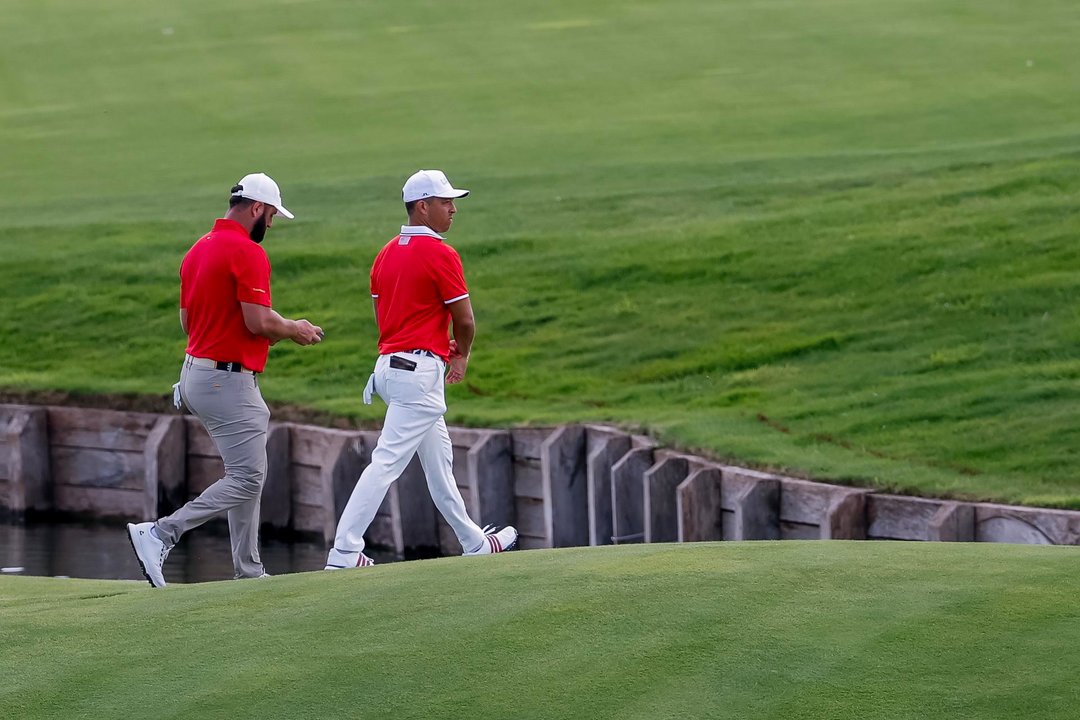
[2,0,1080,505]
[1,542,1078,719]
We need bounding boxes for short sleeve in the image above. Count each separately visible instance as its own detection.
[179,258,190,309]
[370,247,382,299]
[432,245,469,304]
[234,245,273,306]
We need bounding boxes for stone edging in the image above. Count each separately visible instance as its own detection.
[1,404,1077,551]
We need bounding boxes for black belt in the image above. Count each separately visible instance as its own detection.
[217,361,251,373]
[186,355,256,374]
[407,349,437,359]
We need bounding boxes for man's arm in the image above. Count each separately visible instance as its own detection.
[180,309,188,335]
[446,298,474,384]
[241,302,323,345]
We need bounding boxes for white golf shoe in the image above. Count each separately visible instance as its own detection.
[126,522,170,588]
[463,525,518,555]
[324,548,376,570]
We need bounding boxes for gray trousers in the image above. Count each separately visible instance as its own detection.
[156,359,271,579]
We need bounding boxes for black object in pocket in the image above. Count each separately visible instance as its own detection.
[390,355,418,372]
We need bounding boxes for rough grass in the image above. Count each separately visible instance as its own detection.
[2,542,1078,719]
[2,0,1080,505]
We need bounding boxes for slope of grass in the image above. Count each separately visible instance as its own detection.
[2,0,1080,505]
[2,543,1078,719]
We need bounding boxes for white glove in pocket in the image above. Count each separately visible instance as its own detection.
[362,373,377,405]
[172,381,183,410]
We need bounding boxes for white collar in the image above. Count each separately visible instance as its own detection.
[400,225,444,240]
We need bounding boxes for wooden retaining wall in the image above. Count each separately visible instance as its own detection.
[1,405,1079,552]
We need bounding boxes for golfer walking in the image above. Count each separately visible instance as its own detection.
[127,173,323,588]
[325,170,517,569]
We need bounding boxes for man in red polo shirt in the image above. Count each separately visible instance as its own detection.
[127,173,323,588]
[325,170,517,569]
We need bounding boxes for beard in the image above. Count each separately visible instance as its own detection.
[250,213,268,243]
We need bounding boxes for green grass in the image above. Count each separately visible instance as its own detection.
[2,543,1078,719]
[3,0,1080,506]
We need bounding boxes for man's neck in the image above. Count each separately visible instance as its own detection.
[224,208,254,235]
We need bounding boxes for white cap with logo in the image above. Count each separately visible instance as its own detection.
[402,170,470,203]
[231,173,294,219]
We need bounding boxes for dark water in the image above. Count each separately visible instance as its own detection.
[0,521,397,583]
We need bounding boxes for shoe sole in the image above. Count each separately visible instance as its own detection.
[126,525,163,589]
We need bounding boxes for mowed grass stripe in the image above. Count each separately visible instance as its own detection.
[1,543,1078,719]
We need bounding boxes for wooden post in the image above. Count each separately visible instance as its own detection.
[398,455,439,554]
[866,495,975,542]
[289,425,366,544]
[720,469,780,540]
[973,504,1079,545]
[643,456,689,543]
[677,467,722,542]
[928,502,975,542]
[586,431,631,546]
[541,425,588,548]
[259,423,292,531]
[0,405,50,518]
[610,447,654,544]
[822,489,868,540]
[776,477,866,540]
[143,416,186,520]
[435,428,499,555]
[467,431,515,528]
[511,428,553,550]
[47,407,161,520]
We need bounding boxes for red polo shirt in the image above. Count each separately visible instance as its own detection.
[371,227,469,362]
[180,219,273,373]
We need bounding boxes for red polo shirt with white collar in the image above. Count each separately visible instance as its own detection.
[180,218,273,373]
[370,225,469,362]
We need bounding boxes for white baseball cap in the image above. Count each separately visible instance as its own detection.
[231,172,294,219]
[402,170,470,203]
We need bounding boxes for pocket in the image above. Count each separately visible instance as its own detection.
[376,365,397,403]
[389,355,418,372]
[423,364,443,395]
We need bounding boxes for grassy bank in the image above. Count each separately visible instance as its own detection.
[2,0,1080,505]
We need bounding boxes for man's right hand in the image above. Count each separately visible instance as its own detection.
[446,355,468,384]
[292,319,324,346]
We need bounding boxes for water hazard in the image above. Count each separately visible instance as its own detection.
[0,521,397,583]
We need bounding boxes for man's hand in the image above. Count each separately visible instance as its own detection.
[446,355,468,384]
[449,339,463,358]
[292,319,324,346]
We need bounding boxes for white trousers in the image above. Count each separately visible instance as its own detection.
[329,353,486,562]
